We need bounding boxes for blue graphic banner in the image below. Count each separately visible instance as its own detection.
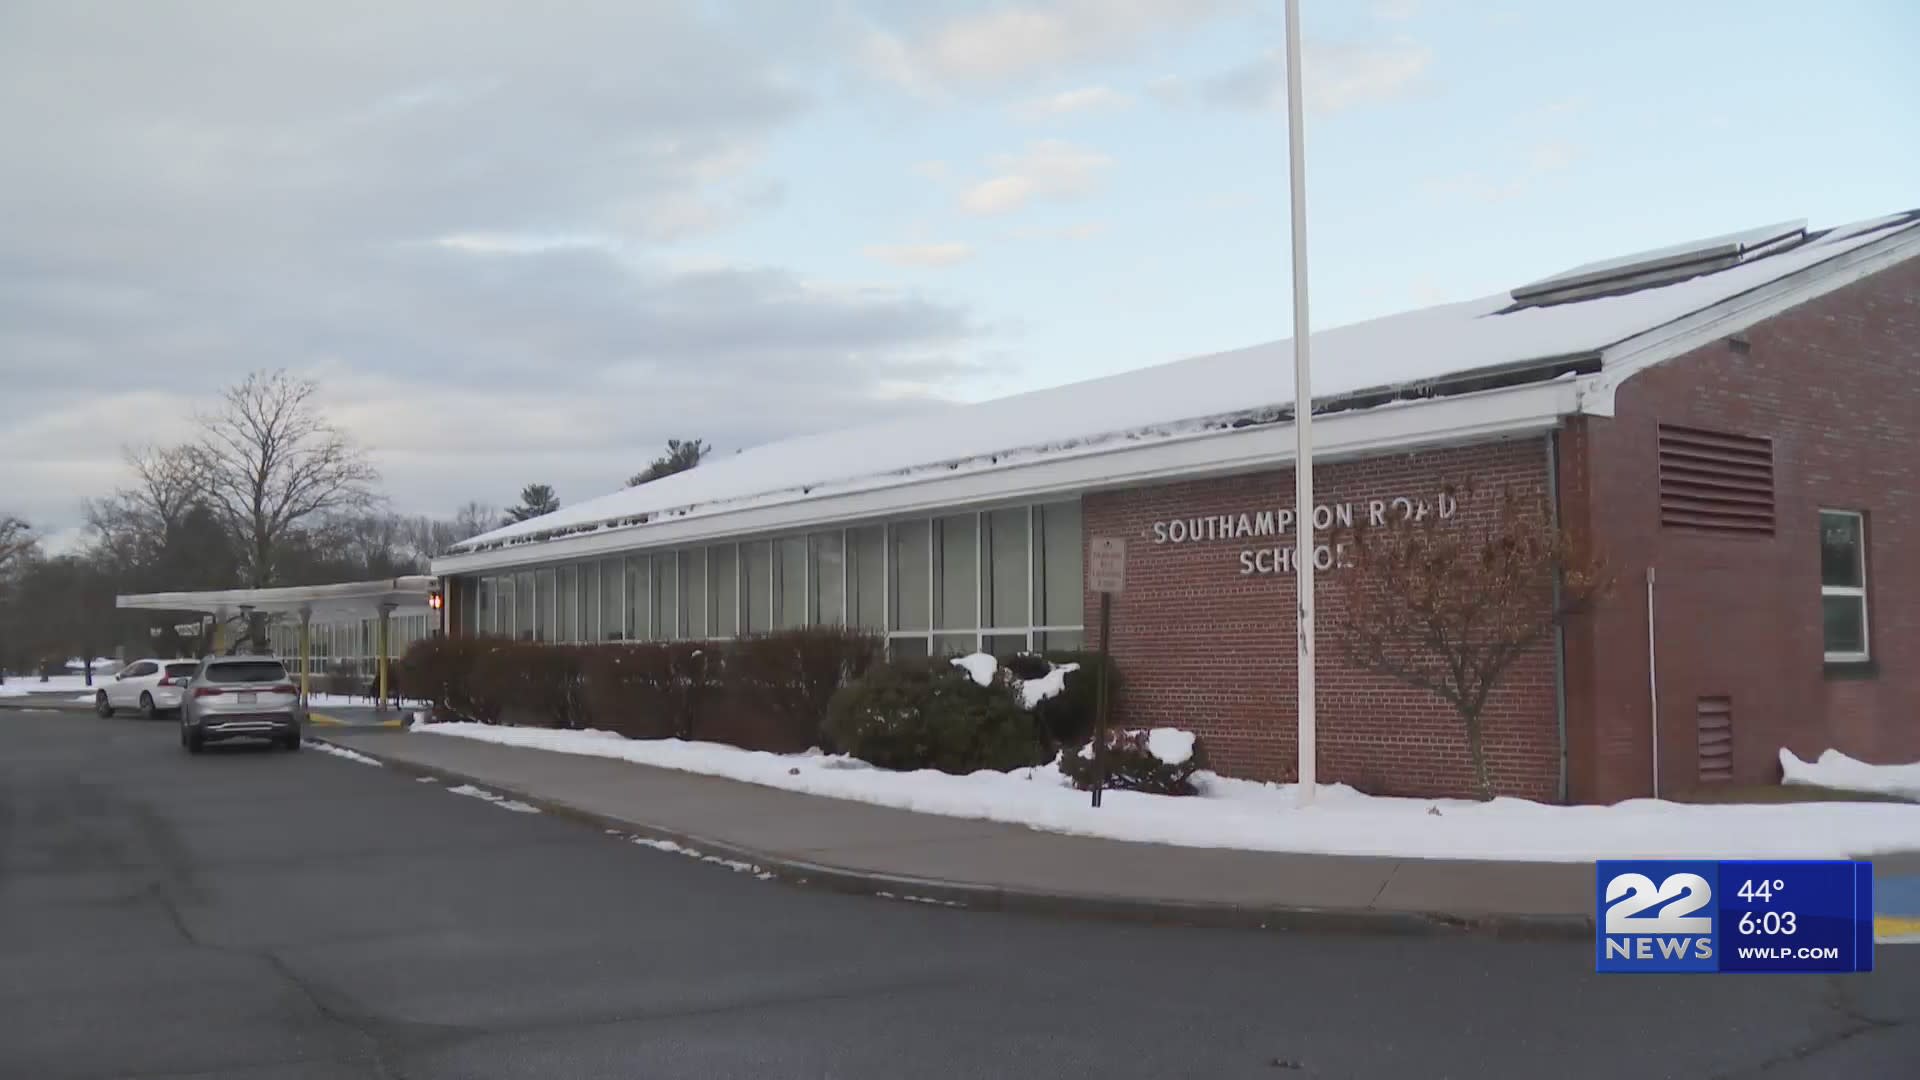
[1596,860,1873,973]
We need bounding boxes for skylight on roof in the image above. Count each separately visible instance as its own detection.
[1509,218,1808,308]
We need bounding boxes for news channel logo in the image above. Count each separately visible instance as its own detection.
[1595,860,1875,974]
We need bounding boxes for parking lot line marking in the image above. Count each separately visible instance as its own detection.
[1876,915,1920,944]
[308,713,345,726]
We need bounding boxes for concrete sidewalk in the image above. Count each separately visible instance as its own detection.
[314,728,1595,938]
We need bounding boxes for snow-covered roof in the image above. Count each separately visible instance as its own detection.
[448,210,1920,562]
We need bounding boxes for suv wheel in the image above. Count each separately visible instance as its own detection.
[139,693,157,721]
[283,734,303,752]
[95,691,113,718]
[183,726,204,754]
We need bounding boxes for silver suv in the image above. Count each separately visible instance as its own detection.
[180,655,305,753]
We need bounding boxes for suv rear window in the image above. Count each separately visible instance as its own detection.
[165,662,200,678]
[204,661,288,684]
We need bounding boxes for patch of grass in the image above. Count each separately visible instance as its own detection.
[1675,783,1914,805]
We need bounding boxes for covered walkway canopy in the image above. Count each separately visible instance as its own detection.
[117,576,437,705]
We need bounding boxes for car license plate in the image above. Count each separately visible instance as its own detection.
[239,692,257,704]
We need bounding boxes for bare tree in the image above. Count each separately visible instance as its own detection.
[191,370,379,587]
[451,501,500,541]
[627,437,709,487]
[0,514,34,576]
[1333,485,1605,800]
[83,444,205,572]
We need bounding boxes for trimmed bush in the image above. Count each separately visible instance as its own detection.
[725,627,884,752]
[1011,649,1117,752]
[1060,728,1209,796]
[577,641,717,741]
[824,657,1049,774]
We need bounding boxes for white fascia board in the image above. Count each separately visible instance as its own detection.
[117,576,435,616]
[431,378,1581,576]
[1585,222,1920,410]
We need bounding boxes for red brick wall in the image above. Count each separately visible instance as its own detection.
[1562,254,1920,803]
[1083,437,1562,800]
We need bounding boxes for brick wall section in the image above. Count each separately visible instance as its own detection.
[1083,437,1562,800]
[1561,254,1920,802]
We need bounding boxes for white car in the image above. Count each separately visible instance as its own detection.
[95,658,202,720]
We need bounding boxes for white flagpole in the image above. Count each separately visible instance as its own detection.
[1284,0,1316,807]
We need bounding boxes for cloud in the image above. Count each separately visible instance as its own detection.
[911,159,953,183]
[862,241,977,267]
[1204,38,1432,113]
[0,2,984,533]
[1014,85,1132,119]
[960,140,1113,216]
[1371,0,1422,21]
[862,1,1234,92]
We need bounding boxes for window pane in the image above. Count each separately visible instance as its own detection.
[984,632,1029,658]
[1823,595,1866,656]
[889,636,929,659]
[1820,512,1863,588]
[515,573,534,641]
[983,507,1030,629]
[577,563,596,641]
[600,559,624,639]
[1034,501,1083,627]
[475,577,492,636]
[933,633,978,657]
[810,531,846,626]
[654,553,678,640]
[680,549,706,638]
[557,565,577,643]
[708,545,739,637]
[627,556,649,641]
[459,577,478,636]
[890,520,930,631]
[1035,630,1083,652]
[745,541,773,633]
[849,526,885,630]
[775,536,808,629]
[933,514,978,631]
[536,568,556,642]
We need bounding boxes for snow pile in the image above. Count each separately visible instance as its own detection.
[947,652,1080,708]
[414,721,1920,861]
[306,692,429,708]
[617,832,775,880]
[950,654,997,688]
[1780,747,1920,801]
[1146,728,1196,766]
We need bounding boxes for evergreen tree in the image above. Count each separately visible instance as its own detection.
[505,484,560,524]
[627,438,709,487]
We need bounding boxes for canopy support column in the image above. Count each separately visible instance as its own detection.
[298,607,312,706]
[376,602,395,713]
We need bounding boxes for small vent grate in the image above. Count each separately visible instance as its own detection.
[1697,697,1733,783]
[1658,425,1774,534]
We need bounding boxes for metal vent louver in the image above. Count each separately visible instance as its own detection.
[1658,425,1774,534]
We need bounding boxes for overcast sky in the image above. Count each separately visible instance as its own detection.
[3,0,1916,550]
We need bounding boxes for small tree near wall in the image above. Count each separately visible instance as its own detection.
[1333,485,1604,800]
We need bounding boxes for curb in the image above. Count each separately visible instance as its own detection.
[310,732,1595,942]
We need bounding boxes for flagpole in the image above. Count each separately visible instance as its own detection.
[1284,0,1316,807]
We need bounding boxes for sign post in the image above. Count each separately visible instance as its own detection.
[1088,537,1126,808]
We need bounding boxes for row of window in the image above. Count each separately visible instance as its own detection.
[266,613,435,675]
[453,501,1087,657]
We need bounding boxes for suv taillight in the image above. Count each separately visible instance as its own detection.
[194,687,224,698]
[270,683,297,695]
[158,675,177,686]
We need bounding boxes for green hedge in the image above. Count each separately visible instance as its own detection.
[1060,728,1209,796]
[822,657,1049,774]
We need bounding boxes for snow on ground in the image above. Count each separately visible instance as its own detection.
[612,831,775,880]
[306,741,383,767]
[413,722,1920,861]
[0,675,109,696]
[446,783,541,813]
[1781,748,1920,801]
